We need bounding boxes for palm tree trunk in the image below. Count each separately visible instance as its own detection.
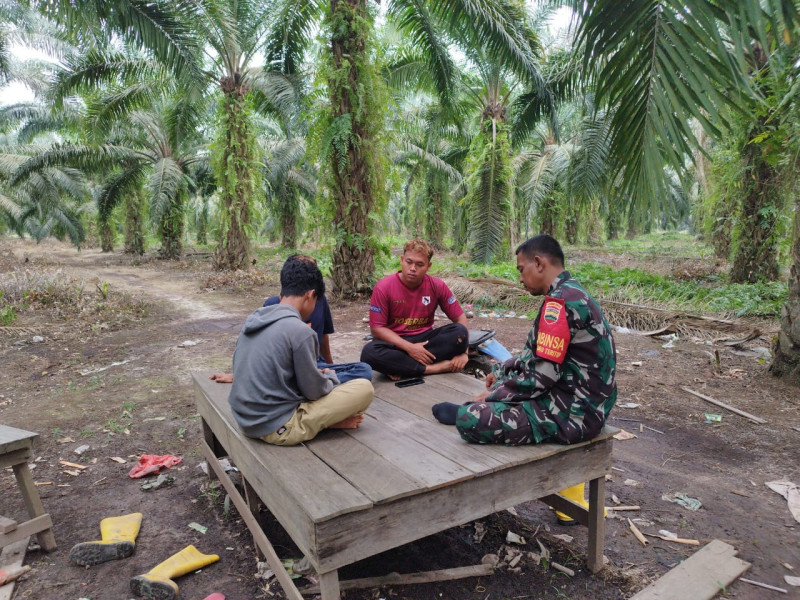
[587,198,601,245]
[213,89,258,271]
[625,208,638,239]
[468,109,511,264]
[159,192,184,260]
[279,183,299,249]
[770,202,800,382]
[326,0,382,295]
[539,193,557,237]
[99,217,114,253]
[707,195,735,259]
[124,187,145,255]
[564,200,579,244]
[196,195,209,245]
[424,179,445,249]
[729,136,780,282]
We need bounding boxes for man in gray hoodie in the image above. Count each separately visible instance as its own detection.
[222,256,374,446]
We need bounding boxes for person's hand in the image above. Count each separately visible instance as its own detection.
[449,352,468,372]
[406,340,436,365]
[484,373,497,389]
[209,373,233,384]
[319,368,333,374]
[472,390,491,403]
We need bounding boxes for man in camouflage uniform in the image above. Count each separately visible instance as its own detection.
[431,234,616,523]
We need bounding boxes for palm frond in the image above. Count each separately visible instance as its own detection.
[432,0,547,95]
[0,192,21,217]
[388,0,457,109]
[264,0,324,74]
[567,111,611,206]
[286,167,317,197]
[9,143,146,185]
[95,166,144,219]
[396,140,464,184]
[248,70,304,129]
[104,0,203,79]
[50,48,162,106]
[148,156,184,221]
[575,0,747,209]
[263,138,306,187]
[0,103,49,132]
[86,80,171,137]
[465,124,512,264]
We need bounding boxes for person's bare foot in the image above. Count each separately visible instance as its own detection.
[388,374,401,381]
[423,360,454,375]
[329,415,365,429]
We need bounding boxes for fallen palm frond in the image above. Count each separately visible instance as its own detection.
[441,275,776,340]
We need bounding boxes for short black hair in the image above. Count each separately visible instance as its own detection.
[515,234,565,266]
[280,255,325,298]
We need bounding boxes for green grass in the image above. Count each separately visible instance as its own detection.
[575,230,716,260]
[432,252,786,319]
[249,232,786,320]
[570,263,786,318]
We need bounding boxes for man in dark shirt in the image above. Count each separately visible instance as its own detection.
[264,254,372,384]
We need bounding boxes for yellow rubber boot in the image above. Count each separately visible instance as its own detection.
[555,483,609,525]
[555,483,589,525]
[130,545,219,600]
[69,513,143,566]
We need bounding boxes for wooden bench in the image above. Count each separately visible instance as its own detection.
[194,372,615,599]
[0,425,56,552]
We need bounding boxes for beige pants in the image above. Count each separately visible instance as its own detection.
[261,379,374,446]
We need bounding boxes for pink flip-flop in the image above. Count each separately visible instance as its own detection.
[202,595,225,600]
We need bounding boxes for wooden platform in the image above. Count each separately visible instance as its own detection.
[194,372,615,599]
[0,425,56,553]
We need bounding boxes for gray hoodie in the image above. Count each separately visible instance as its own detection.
[228,303,338,438]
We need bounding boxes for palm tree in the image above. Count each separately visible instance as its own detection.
[570,0,800,379]
[269,0,549,291]
[11,95,210,259]
[0,138,88,247]
[40,0,300,270]
[387,92,469,248]
[253,73,317,250]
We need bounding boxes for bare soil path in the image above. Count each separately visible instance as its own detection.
[1,238,799,600]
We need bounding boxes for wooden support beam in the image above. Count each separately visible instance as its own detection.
[0,519,16,535]
[300,563,495,595]
[200,440,304,600]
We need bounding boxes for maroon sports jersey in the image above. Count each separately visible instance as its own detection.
[369,273,464,336]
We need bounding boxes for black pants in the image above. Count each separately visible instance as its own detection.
[360,323,469,378]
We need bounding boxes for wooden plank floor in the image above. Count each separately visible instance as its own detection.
[194,371,615,585]
[195,372,616,523]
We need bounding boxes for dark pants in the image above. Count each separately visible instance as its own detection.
[360,323,468,378]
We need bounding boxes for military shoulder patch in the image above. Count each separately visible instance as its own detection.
[536,296,570,364]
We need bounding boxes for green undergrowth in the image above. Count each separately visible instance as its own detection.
[434,258,786,319]
[578,231,716,260]
[568,263,785,318]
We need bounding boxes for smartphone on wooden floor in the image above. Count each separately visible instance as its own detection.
[395,377,425,388]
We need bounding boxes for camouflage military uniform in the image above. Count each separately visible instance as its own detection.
[456,271,617,446]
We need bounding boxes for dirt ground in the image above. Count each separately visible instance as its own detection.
[1,238,799,600]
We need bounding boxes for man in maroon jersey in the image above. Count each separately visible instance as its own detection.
[361,239,469,379]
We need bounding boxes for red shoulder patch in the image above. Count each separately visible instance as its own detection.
[536,296,570,364]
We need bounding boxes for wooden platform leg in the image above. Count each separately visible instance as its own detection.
[319,570,341,600]
[12,463,56,552]
[243,477,265,561]
[587,475,605,573]
[202,420,225,464]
